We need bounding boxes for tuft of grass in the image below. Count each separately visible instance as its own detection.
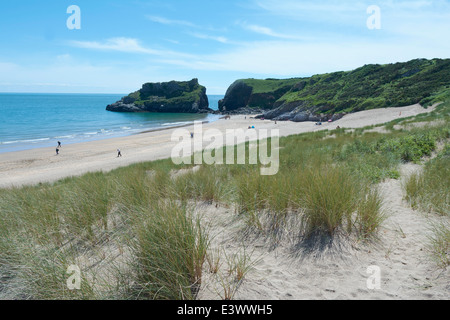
[128,201,209,300]
[403,172,423,210]
[427,221,450,269]
[15,244,96,300]
[58,172,112,242]
[213,247,257,300]
[299,165,360,236]
[225,248,255,282]
[355,188,386,239]
[404,145,449,216]
[206,249,222,275]
[172,165,229,204]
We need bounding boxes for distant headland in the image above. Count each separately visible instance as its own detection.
[219,58,450,122]
[106,78,212,114]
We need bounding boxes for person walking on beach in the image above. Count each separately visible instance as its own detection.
[57,141,61,148]
[56,148,59,155]
[117,149,122,157]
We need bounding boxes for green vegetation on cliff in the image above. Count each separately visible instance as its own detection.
[129,79,204,104]
[221,58,450,115]
[242,78,300,94]
[107,78,210,113]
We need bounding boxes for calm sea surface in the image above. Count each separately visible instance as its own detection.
[0,93,222,153]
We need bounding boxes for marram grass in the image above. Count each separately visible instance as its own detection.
[0,107,448,298]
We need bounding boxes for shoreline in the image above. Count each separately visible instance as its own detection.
[0,119,215,156]
[137,120,211,135]
[0,116,221,155]
[0,103,436,188]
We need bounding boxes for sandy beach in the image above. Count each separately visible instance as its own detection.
[0,103,436,188]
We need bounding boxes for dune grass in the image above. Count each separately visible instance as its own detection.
[427,221,450,269]
[0,107,448,299]
[299,165,360,236]
[355,188,386,239]
[404,144,449,216]
[127,201,208,299]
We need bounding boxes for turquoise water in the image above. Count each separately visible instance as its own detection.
[0,93,222,153]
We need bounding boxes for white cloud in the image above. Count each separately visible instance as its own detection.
[254,0,450,31]
[255,0,366,22]
[68,37,196,60]
[69,37,163,55]
[165,39,180,44]
[0,62,20,73]
[256,0,363,13]
[242,23,304,40]
[3,1,449,94]
[188,32,229,43]
[0,56,166,93]
[382,0,434,10]
[146,15,196,27]
[254,0,441,15]
[160,36,450,77]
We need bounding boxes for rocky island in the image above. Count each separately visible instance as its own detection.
[106,78,212,113]
[219,58,450,122]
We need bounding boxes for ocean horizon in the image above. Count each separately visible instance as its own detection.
[0,93,223,153]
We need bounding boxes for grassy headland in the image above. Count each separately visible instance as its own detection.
[106,78,211,113]
[219,58,450,116]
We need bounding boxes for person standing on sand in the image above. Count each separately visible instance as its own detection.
[56,148,59,155]
[57,141,61,148]
[117,149,122,157]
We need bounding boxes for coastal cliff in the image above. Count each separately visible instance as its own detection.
[219,58,450,122]
[106,78,212,113]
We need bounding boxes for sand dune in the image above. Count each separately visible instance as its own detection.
[1,103,447,301]
[196,162,449,300]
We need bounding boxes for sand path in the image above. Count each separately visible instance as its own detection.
[198,163,449,300]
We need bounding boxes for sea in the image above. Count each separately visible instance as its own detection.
[0,93,223,153]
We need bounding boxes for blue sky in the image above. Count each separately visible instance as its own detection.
[0,0,449,94]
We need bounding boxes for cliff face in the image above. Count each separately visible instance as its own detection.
[219,58,450,122]
[106,79,211,113]
[218,79,297,114]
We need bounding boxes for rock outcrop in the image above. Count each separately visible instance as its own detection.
[218,79,293,114]
[106,79,212,113]
[255,101,345,122]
